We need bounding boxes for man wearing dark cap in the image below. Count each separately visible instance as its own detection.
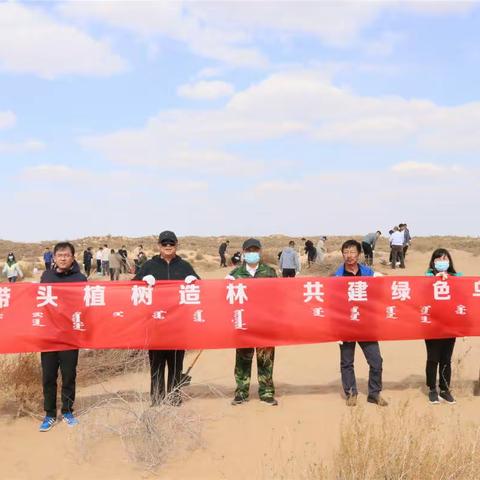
[134,230,199,406]
[226,238,278,406]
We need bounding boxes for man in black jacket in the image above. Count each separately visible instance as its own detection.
[83,247,93,276]
[39,242,87,432]
[134,230,199,406]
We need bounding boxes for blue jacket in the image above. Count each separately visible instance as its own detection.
[43,251,53,262]
[334,264,374,277]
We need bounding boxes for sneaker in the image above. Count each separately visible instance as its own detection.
[231,394,248,405]
[39,416,56,432]
[62,412,79,427]
[439,390,456,404]
[346,393,357,407]
[428,389,440,404]
[260,397,278,406]
[367,394,388,406]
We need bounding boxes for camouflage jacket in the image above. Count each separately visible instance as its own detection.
[229,262,277,279]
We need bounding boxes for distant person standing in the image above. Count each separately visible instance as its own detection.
[315,236,328,265]
[334,240,387,407]
[83,247,93,277]
[39,242,87,432]
[3,253,23,282]
[43,247,53,270]
[101,244,110,276]
[279,241,300,277]
[134,245,144,273]
[362,231,381,266]
[401,223,412,258]
[219,240,229,267]
[108,249,122,281]
[95,247,103,274]
[389,227,405,269]
[118,245,128,273]
[304,240,317,268]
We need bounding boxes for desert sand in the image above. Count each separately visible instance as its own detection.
[1,242,480,479]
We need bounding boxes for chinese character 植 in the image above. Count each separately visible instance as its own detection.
[83,285,106,307]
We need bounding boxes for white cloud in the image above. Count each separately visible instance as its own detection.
[177,80,234,100]
[166,180,209,193]
[0,3,126,78]
[0,139,46,154]
[0,111,16,129]
[391,161,464,176]
[253,180,302,195]
[21,164,90,181]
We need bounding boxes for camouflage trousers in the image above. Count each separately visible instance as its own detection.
[234,347,275,400]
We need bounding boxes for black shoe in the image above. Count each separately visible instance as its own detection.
[367,394,388,406]
[231,394,248,405]
[439,390,456,404]
[260,397,278,406]
[428,389,440,404]
[346,393,357,407]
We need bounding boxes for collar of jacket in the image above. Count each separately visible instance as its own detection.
[53,260,82,277]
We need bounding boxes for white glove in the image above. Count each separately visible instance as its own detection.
[225,274,235,280]
[184,275,197,284]
[142,275,156,287]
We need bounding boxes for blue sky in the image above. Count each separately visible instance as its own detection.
[1,1,479,241]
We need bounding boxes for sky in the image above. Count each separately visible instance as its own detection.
[1,0,480,241]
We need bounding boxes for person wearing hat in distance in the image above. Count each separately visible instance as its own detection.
[134,231,199,406]
[226,238,278,406]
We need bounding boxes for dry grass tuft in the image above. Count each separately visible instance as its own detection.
[0,353,43,416]
[332,402,480,480]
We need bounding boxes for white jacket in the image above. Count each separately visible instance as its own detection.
[3,263,23,279]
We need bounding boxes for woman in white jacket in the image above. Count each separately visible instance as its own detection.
[3,253,23,283]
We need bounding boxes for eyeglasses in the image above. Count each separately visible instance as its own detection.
[160,241,176,247]
[55,253,73,258]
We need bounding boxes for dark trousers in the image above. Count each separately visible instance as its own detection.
[403,245,409,257]
[362,242,373,265]
[44,262,51,270]
[41,350,79,418]
[96,259,101,272]
[340,341,383,397]
[84,263,91,276]
[391,245,405,268]
[149,350,185,403]
[425,338,456,391]
[8,276,17,283]
[282,268,296,277]
[220,253,227,267]
[109,268,119,281]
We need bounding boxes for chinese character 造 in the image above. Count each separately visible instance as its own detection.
[232,309,247,330]
[83,285,106,307]
[304,282,325,303]
[32,312,46,327]
[433,281,451,301]
[391,281,411,301]
[347,281,368,302]
[312,307,325,318]
[179,284,201,305]
[193,309,205,323]
[131,285,153,306]
[0,287,11,308]
[152,310,166,320]
[36,286,58,307]
[386,306,397,319]
[455,305,467,315]
[226,283,248,305]
[421,305,431,324]
[72,311,86,331]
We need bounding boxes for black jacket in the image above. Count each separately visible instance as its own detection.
[40,261,88,283]
[83,250,93,265]
[133,255,199,281]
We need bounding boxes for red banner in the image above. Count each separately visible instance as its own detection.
[0,277,479,353]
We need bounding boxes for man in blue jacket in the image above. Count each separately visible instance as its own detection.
[334,239,387,407]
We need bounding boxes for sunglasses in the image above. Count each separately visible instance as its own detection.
[160,241,176,247]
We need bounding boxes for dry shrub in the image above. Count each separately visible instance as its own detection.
[75,390,201,470]
[0,353,42,416]
[195,250,204,261]
[77,349,148,386]
[333,403,480,480]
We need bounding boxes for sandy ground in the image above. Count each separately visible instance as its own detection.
[1,248,480,479]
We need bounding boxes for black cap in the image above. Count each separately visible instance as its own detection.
[158,230,178,243]
[242,238,262,250]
